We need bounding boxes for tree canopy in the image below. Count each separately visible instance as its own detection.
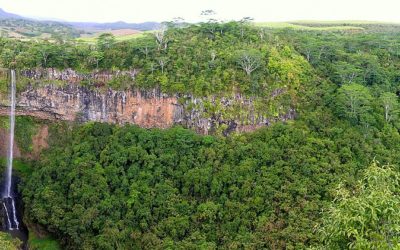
[0,21,400,250]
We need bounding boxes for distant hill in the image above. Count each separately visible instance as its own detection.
[0,8,24,19]
[0,18,82,39]
[0,8,159,40]
[0,8,82,39]
[0,8,159,32]
[68,21,159,31]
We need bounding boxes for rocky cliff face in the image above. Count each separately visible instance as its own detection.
[0,84,180,128]
[0,69,295,134]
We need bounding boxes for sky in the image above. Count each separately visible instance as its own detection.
[0,0,400,23]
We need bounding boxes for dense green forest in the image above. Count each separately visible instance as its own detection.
[0,21,310,98]
[1,21,400,249]
[21,117,400,249]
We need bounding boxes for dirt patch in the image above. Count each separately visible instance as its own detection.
[0,128,21,159]
[0,125,48,160]
[80,29,141,38]
[30,125,48,159]
[108,29,141,36]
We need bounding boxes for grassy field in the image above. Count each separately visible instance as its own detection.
[256,20,400,33]
[77,32,146,43]
[76,29,151,43]
[255,21,364,31]
[289,20,400,25]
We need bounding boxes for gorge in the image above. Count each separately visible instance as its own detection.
[0,18,399,249]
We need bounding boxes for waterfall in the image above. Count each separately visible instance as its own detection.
[101,94,107,122]
[2,69,19,230]
[5,70,16,198]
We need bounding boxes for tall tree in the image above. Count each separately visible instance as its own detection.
[316,162,400,249]
[154,25,169,51]
[97,33,116,51]
[336,83,372,123]
[380,92,399,123]
[236,50,261,77]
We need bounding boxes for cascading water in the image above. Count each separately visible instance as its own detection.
[2,69,19,230]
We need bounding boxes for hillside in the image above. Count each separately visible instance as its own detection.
[0,21,400,249]
[69,21,159,31]
[0,18,82,39]
[0,8,23,19]
[0,22,310,134]
[0,8,158,40]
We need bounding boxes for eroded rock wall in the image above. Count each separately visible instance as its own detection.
[0,68,295,134]
[0,85,179,129]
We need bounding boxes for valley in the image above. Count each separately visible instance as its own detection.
[0,6,400,249]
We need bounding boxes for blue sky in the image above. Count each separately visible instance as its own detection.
[1,0,399,23]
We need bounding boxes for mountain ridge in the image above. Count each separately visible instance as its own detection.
[0,8,159,31]
[0,8,24,19]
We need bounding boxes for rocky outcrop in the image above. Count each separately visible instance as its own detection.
[0,85,179,129]
[0,69,296,134]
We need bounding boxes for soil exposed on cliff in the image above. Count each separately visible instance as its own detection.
[0,125,48,160]
[0,128,21,159]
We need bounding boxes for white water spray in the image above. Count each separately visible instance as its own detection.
[2,202,11,228]
[2,69,19,230]
[5,70,16,197]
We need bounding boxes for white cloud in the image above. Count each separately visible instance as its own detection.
[0,0,399,23]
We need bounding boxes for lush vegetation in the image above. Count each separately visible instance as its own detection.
[21,113,400,250]
[0,232,20,250]
[28,229,61,250]
[0,21,314,133]
[21,95,400,250]
[0,158,59,250]
[0,116,40,154]
[0,21,311,98]
[0,21,400,249]
[315,162,400,249]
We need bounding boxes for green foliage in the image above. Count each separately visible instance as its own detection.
[28,231,61,250]
[336,83,373,124]
[21,109,400,249]
[0,157,33,193]
[0,22,318,132]
[0,116,9,129]
[0,232,21,250]
[97,33,116,51]
[14,116,39,154]
[0,115,40,154]
[380,92,400,124]
[2,20,400,250]
[107,74,134,90]
[0,22,310,98]
[315,162,400,249]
